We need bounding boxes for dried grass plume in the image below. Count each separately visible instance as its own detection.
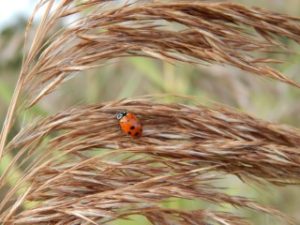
[1,0,300,225]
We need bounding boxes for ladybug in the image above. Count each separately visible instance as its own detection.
[116,111,143,138]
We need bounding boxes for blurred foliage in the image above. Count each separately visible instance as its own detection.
[0,0,300,224]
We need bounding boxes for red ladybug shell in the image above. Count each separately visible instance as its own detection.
[116,112,143,138]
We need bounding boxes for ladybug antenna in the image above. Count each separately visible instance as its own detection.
[116,111,127,120]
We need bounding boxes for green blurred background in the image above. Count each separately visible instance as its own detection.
[0,0,299,224]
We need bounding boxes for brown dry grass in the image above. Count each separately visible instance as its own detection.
[19,0,300,107]
[1,98,300,224]
[1,0,300,225]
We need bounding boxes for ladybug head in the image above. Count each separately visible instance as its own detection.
[116,111,127,120]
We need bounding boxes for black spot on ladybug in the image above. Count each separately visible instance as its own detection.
[135,132,140,137]
[130,126,135,130]
[128,131,132,135]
